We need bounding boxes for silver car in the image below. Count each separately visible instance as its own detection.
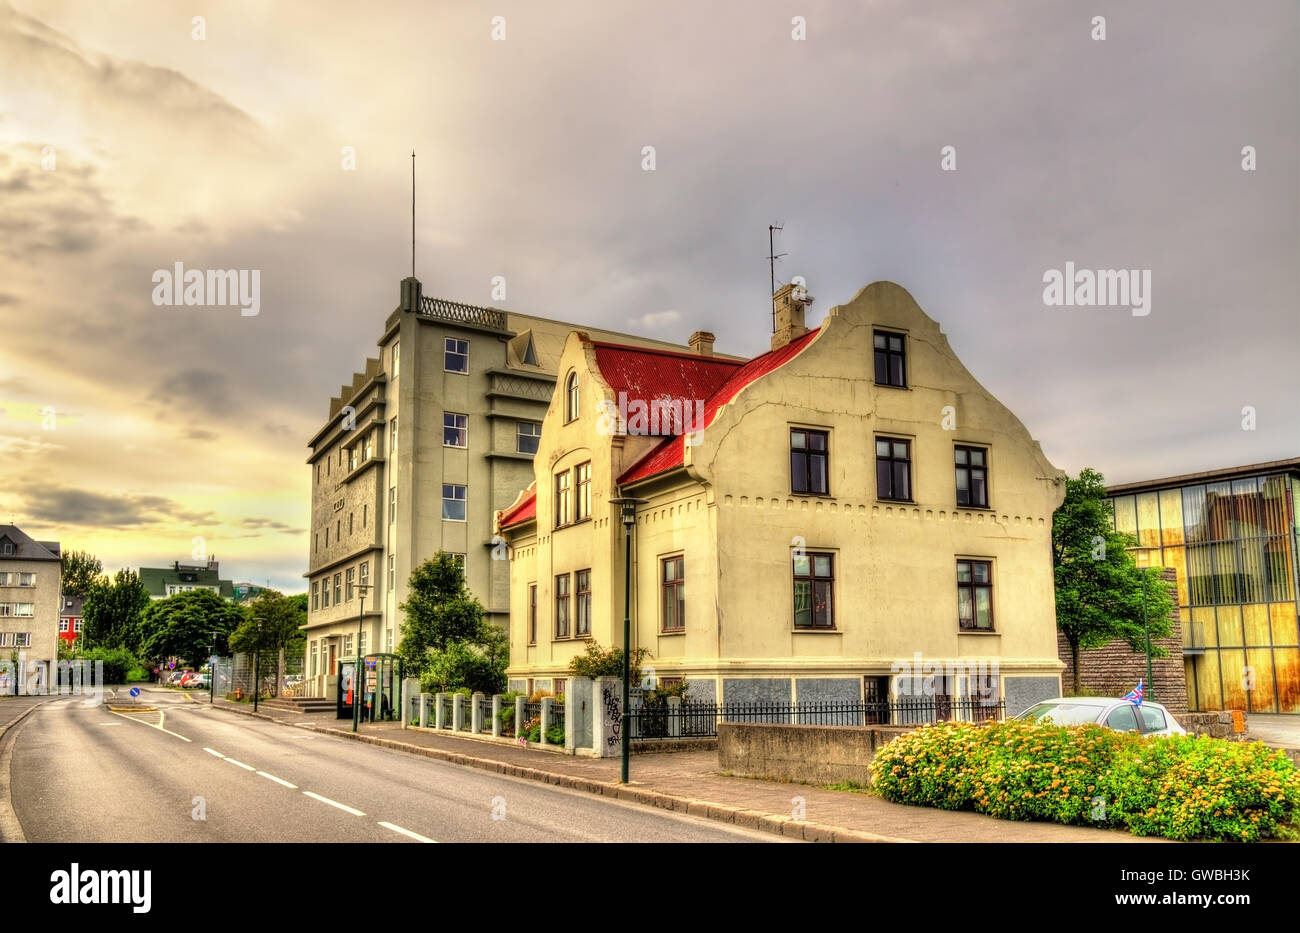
[1015,697,1187,736]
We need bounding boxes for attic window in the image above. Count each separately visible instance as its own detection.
[1,540,12,556]
[523,336,538,366]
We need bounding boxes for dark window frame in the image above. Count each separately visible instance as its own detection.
[876,436,913,502]
[554,574,571,639]
[955,444,989,509]
[575,462,592,521]
[528,583,537,645]
[873,329,907,388]
[793,551,835,629]
[661,555,685,632]
[956,559,994,631]
[564,372,580,423]
[554,469,572,528]
[790,428,830,496]
[575,569,592,637]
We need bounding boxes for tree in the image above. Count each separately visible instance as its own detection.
[396,552,486,676]
[60,550,103,598]
[82,569,151,652]
[138,589,245,667]
[228,590,307,658]
[1052,468,1175,694]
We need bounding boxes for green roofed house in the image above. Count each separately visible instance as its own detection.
[139,559,236,601]
[1106,457,1300,714]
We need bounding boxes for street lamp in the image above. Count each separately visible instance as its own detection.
[609,495,646,784]
[353,584,373,733]
[252,617,264,712]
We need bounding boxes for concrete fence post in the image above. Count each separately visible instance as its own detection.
[419,693,431,729]
[471,691,484,733]
[540,697,554,746]
[435,692,447,730]
[515,695,526,740]
[668,696,682,738]
[492,695,502,737]
[452,693,465,732]
[592,676,622,758]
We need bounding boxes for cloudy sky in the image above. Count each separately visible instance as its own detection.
[1,0,1295,592]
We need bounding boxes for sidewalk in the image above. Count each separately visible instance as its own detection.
[201,695,1157,843]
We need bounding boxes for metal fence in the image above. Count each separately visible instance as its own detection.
[627,697,1006,740]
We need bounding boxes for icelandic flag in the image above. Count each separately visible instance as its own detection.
[1122,680,1144,706]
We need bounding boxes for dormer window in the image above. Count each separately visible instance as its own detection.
[565,372,580,423]
[1,539,12,556]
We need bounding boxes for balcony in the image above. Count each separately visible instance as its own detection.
[418,296,507,332]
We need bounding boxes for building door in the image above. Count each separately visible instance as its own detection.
[864,676,890,724]
[327,640,337,677]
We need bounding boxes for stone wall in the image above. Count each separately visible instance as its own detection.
[718,722,912,786]
[1177,710,1248,741]
[1057,568,1188,714]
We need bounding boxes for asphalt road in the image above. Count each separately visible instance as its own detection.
[3,690,782,843]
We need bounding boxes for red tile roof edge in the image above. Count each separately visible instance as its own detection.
[498,490,537,528]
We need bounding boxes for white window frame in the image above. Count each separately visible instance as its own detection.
[442,484,467,522]
[444,337,469,373]
[443,412,468,448]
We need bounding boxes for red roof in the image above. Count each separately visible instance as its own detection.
[498,490,537,528]
[591,343,743,422]
[617,328,821,484]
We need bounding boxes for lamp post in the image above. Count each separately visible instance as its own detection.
[252,617,264,712]
[353,584,373,733]
[610,496,646,784]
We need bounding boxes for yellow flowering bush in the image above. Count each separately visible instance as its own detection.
[869,719,1300,842]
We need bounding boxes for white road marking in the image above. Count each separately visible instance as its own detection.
[289,734,315,739]
[223,758,257,771]
[256,771,298,788]
[107,708,192,742]
[378,821,437,843]
[97,722,122,726]
[203,747,225,758]
[303,792,365,816]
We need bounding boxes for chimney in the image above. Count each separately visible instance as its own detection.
[688,330,715,356]
[771,281,814,351]
[400,276,423,313]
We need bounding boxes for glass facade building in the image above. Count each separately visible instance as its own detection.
[1106,458,1300,714]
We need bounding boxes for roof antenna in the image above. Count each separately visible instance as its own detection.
[768,223,787,333]
[411,150,416,278]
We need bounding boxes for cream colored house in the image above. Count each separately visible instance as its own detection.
[0,525,61,693]
[497,281,1067,715]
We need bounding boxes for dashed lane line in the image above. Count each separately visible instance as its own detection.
[223,758,257,772]
[256,771,297,789]
[302,791,365,816]
[378,821,437,843]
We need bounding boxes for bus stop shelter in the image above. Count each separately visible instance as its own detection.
[336,653,402,722]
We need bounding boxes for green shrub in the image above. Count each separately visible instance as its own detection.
[870,719,1300,842]
[567,641,649,681]
[77,646,140,685]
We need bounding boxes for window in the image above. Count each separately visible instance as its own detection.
[390,417,398,454]
[18,572,35,586]
[359,561,369,592]
[391,340,400,379]
[575,569,592,636]
[955,446,988,508]
[793,552,834,628]
[346,568,355,602]
[362,505,368,528]
[74,620,82,633]
[389,486,396,523]
[873,330,906,387]
[310,641,318,677]
[790,428,829,495]
[325,528,329,547]
[333,573,342,605]
[528,584,538,644]
[316,464,320,484]
[1139,706,1167,733]
[564,372,579,422]
[388,555,396,588]
[516,421,542,455]
[554,469,572,527]
[327,458,331,477]
[661,556,685,632]
[13,632,30,647]
[348,513,354,535]
[358,631,367,656]
[876,437,912,501]
[59,619,69,633]
[349,446,359,471]
[363,432,373,462]
[336,520,340,541]
[322,581,330,609]
[445,337,469,373]
[1,541,11,555]
[0,573,9,585]
[447,553,466,572]
[314,533,319,553]
[956,560,993,630]
[575,462,591,521]
[311,582,319,610]
[442,484,467,521]
[1105,705,1140,733]
[343,633,353,655]
[443,412,468,448]
[386,628,393,651]
[555,574,571,638]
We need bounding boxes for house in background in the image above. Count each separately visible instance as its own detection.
[0,524,61,693]
[301,276,737,700]
[58,594,84,646]
[1106,457,1300,714]
[139,559,235,600]
[498,281,1067,716]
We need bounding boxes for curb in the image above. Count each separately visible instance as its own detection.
[205,701,906,843]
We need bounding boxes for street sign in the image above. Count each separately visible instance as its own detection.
[168,661,176,670]
[129,687,141,698]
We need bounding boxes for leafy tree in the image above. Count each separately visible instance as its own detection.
[82,569,151,652]
[60,549,103,598]
[229,590,307,658]
[419,641,507,695]
[138,589,245,667]
[397,552,486,676]
[1052,468,1175,694]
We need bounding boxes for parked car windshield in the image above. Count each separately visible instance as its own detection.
[1017,701,1105,726]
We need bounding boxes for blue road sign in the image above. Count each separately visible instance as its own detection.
[168,661,176,670]
[130,687,141,697]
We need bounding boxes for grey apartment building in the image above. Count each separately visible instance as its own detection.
[303,277,723,698]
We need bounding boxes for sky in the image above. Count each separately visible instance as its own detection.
[0,0,1296,593]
